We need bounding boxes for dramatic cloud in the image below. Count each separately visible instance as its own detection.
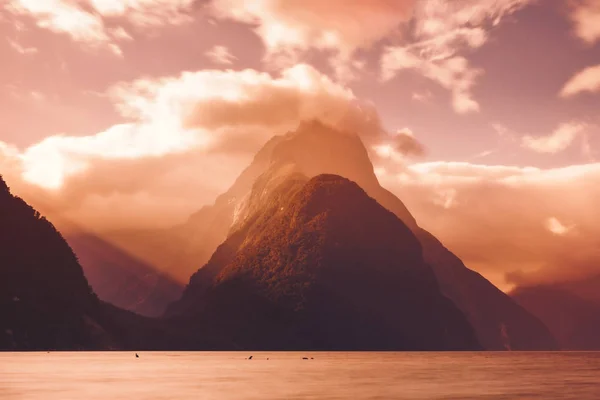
[521,122,586,153]
[561,64,600,98]
[205,45,237,65]
[208,0,533,84]
[382,0,533,113]
[208,0,416,79]
[377,160,600,290]
[3,0,195,53]
[209,0,415,55]
[110,64,384,142]
[569,0,600,45]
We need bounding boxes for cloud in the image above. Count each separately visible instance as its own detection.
[491,123,519,142]
[110,26,133,41]
[545,217,572,236]
[561,2,600,101]
[5,0,113,51]
[208,0,416,79]
[205,45,237,65]
[569,0,600,45]
[433,187,458,209]
[371,128,427,180]
[521,122,586,153]
[3,0,195,53]
[202,0,536,86]
[209,0,415,56]
[1,64,389,231]
[390,128,426,157]
[412,90,433,103]
[7,38,38,54]
[413,0,532,36]
[110,64,384,140]
[560,64,600,98]
[377,159,600,290]
[88,0,195,27]
[20,122,205,190]
[0,141,22,178]
[472,149,496,159]
[382,0,533,113]
[382,48,482,113]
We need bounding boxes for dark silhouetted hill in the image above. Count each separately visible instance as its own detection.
[0,176,179,350]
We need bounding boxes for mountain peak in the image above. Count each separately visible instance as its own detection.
[159,121,414,282]
[271,121,379,192]
[169,170,480,350]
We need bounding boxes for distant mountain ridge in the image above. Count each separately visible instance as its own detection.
[66,233,183,317]
[512,278,600,350]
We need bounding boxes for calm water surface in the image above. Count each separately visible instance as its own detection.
[1,352,599,399]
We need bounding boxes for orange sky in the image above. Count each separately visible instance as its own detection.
[1,0,600,291]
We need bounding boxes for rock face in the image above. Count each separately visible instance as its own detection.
[512,278,600,350]
[168,173,480,350]
[0,177,174,350]
[167,120,557,350]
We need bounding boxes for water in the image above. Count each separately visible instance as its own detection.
[1,352,599,399]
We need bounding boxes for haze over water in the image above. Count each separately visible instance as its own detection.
[1,352,599,399]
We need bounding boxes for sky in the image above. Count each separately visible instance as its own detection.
[1,0,599,290]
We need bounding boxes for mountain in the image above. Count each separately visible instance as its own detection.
[556,274,600,304]
[0,176,176,350]
[512,278,600,350]
[167,173,480,350]
[66,233,183,317]
[165,120,556,350]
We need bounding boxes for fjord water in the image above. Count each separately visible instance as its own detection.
[1,352,599,399]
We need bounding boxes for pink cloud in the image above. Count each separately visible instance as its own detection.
[561,64,600,98]
[205,45,237,65]
[209,0,416,80]
[210,0,415,55]
[377,159,600,289]
[382,0,533,113]
[569,0,600,45]
[3,0,196,54]
[521,122,587,154]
